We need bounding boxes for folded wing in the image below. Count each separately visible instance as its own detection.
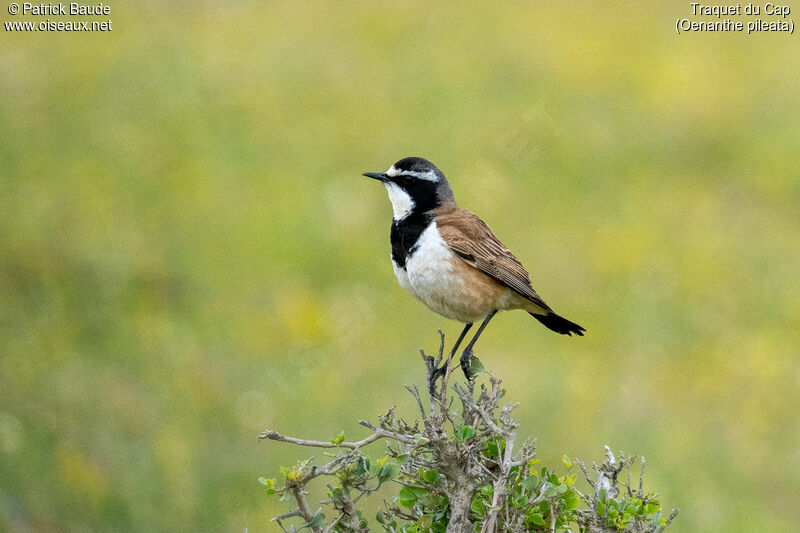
[435,207,552,313]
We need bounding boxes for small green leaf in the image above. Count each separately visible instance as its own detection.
[417,515,433,531]
[598,488,607,502]
[306,509,326,528]
[378,463,401,485]
[522,475,539,492]
[529,512,545,526]
[562,454,572,468]
[330,431,345,445]
[455,425,475,442]
[470,357,485,374]
[564,489,579,510]
[557,483,568,494]
[422,469,440,484]
[354,457,369,476]
[411,486,429,497]
[398,486,418,507]
[471,498,485,516]
[542,483,557,498]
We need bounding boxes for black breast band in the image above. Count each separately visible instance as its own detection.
[390,212,433,268]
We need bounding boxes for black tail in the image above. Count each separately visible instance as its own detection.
[530,312,585,336]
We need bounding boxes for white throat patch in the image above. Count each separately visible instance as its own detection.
[383,182,414,220]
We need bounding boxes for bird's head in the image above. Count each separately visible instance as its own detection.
[363,157,455,220]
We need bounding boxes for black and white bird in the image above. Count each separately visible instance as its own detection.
[364,157,584,390]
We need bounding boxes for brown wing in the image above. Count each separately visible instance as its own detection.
[435,207,552,312]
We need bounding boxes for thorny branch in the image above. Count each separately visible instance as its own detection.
[259,331,678,533]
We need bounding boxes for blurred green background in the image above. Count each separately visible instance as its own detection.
[2,2,799,531]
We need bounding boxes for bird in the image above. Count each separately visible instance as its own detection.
[364,157,584,392]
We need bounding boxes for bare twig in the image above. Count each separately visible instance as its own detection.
[272,510,299,533]
[260,426,416,450]
[406,385,428,424]
[480,432,516,533]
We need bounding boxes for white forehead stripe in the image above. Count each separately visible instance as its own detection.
[385,165,439,182]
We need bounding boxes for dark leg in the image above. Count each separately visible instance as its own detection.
[448,322,473,360]
[428,323,473,396]
[460,310,497,379]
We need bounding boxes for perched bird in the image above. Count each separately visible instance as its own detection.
[364,157,584,390]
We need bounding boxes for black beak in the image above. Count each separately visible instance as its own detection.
[363,172,388,182]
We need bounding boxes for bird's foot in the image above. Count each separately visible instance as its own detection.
[427,364,447,398]
[460,348,476,381]
[420,330,450,398]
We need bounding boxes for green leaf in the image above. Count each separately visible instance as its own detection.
[378,463,401,485]
[411,486,429,497]
[330,431,345,445]
[398,486,418,508]
[598,488,607,502]
[522,475,539,493]
[455,424,475,442]
[470,357,485,374]
[306,509,326,528]
[557,483,568,494]
[528,512,545,526]
[542,483,557,498]
[561,454,572,468]
[417,515,433,531]
[564,489,579,510]
[354,457,369,476]
[471,498,485,516]
[484,440,499,459]
[422,469,440,484]
[596,501,605,515]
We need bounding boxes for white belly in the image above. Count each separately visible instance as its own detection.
[393,221,494,322]
[392,258,413,293]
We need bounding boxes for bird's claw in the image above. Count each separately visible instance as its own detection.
[460,348,475,381]
[427,364,447,398]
